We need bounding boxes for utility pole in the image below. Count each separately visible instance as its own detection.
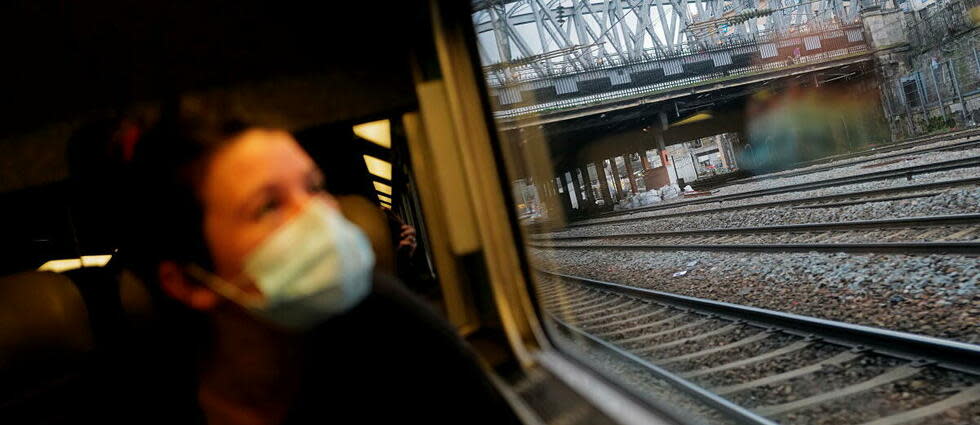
[927,69,947,121]
[948,59,969,124]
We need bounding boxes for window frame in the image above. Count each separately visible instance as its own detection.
[412,2,705,424]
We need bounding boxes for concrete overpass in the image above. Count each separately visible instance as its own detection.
[496,44,879,216]
[473,1,889,216]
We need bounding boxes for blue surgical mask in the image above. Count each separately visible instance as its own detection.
[189,200,375,331]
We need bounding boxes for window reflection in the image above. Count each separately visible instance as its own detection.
[472,1,980,424]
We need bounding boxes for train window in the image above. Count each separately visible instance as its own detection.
[466,1,980,424]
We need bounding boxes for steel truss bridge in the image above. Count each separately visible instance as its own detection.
[472,0,884,115]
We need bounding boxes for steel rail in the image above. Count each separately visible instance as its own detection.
[725,137,980,187]
[560,176,980,229]
[533,213,980,241]
[539,270,980,375]
[548,314,780,425]
[787,129,980,170]
[530,241,980,255]
[576,155,980,224]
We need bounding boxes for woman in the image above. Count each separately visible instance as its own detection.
[118,111,518,425]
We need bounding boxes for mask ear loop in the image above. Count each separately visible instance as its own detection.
[184,264,265,310]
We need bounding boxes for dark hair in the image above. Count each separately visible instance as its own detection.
[120,109,251,283]
[110,109,256,401]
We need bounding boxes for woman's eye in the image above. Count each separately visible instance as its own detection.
[256,198,282,218]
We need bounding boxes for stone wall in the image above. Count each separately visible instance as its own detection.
[863,8,909,49]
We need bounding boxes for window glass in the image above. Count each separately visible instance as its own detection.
[469,1,980,424]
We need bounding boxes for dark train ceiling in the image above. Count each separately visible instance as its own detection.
[0,0,426,139]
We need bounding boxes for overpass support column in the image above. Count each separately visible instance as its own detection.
[656,133,671,167]
[609,156,626,197]
[639,151,652,171]
[558,175,573,212]
[716,135,730,169]
[622,153,638,194]
[656,111,672,169]
[561,171,579,210]
[640,150,666,190]
[540,178,556,212]
[594,160,613,207]
[578,166,595,210]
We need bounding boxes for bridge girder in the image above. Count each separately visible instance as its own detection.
[473,0,869,84]
[498,57,876,166]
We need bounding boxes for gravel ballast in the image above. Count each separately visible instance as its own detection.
[538,277,979,424]
[707,147,980,199]
[550,324,740,425]
[552,175,980,235]
[523,136,980,424]
[728,355,904,407]
[531,249,980,344]
[727,135,980,186]
[775,367,979,425]
[667,332,800,373]
[572,147,980,225]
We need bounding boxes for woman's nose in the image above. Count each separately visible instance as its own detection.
[287,192,338,222]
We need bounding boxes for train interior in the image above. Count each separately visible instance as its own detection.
[0,2,568,423]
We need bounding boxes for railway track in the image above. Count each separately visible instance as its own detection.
[561,176,980,230]
[788,128,980,170]
[531,214,980,255]
[723,138,980,188]
[537,271,980,425]
[571,155,980,226]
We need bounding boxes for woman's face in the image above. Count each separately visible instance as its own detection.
[198,129,337,285]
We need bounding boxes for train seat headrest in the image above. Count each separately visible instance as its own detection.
[0,271,95,371]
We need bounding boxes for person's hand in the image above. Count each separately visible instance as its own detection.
[398,224,417,257]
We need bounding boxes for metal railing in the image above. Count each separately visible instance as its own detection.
[484,20,865,88]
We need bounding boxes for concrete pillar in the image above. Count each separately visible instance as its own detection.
[544,177,558,208]
[638,151,653,191]
[609,156,626,196]
[716,135,730,168]
[641,149,670,190]
[639,151,652,170]
[622,153,638,194]
[578,166,594,209]
[656,112,671,167]
[542,179,556,208]
[556,177,568,211]
[594,160,613,206]
[655,132,671,165]
[562,171,579,209]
